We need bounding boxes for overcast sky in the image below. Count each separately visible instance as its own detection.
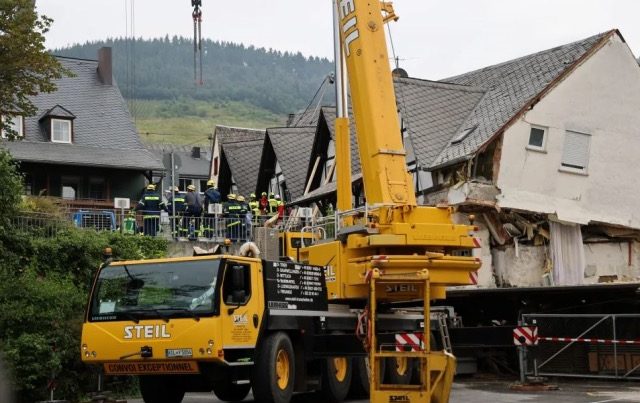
[37,0,640,79]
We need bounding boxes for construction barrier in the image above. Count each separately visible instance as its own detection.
[519,313,640,380]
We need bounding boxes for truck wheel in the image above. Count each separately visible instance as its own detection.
[212,381,250,402]
[139,375,185,403]
[348,356,385,398]
[385,357,413,384]
[321,357,352,402]
[252,332,295,403]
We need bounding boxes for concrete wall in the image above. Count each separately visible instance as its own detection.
[492,245,547,287]
[496,34,640,229]
[484,240,640,287]
[583,241,640,284]
[452,213,496,288]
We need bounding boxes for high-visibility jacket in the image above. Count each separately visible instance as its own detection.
[268,198,278,215]
[249,200,260,216]
[137,191,163,214]
[167,192,186,214]
[277,201,285,218]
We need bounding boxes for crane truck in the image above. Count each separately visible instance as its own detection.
[80,1,481,402]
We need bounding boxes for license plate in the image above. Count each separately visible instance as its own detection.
[104,361,199,375]
[166,348,193,358]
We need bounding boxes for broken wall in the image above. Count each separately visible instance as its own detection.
[452,213,496,288]
[492,245,547,287]
[583,241,640,284]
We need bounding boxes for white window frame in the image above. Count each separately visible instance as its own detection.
[51,118,72,143]
[1,115,24,139]
[559,130,591,175]
[526,125,548,152]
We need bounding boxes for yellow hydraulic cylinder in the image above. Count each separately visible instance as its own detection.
[335,117,352,212]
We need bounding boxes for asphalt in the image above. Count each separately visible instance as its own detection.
[127,377,640,403]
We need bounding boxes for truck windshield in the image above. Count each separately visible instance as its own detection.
[89,259,221,322]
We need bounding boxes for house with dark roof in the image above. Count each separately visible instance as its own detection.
[146,143,211,193]
[256,126,316,203]
[0,48,162,206]
[211,125,265,199]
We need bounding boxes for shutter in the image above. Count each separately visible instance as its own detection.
[561,131,590,169]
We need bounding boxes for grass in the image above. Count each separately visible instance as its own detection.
[128,99,286,145]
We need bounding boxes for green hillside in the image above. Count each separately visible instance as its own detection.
[131,99,285,145]
[53,37,334,113]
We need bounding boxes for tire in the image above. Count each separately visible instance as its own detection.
[212,380,251,402]
[139,375,185,403]
[321,357,352,402]
[251,332,295,403]
[385,357,413,384]
[348,356,385,398]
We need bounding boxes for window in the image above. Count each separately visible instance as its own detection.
[61,176,80,200]
[199,180,208,193]
[51,119,71,143]
[561,130,591,172]
[179,178,194,191]
[450,125,477,144]
[527,126,547,151]
[88,178,105,200]
[1,115,24,138]
[222,262,251,306]
[213,156,219,176]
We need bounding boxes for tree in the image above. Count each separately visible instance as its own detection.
[0,0,69,138]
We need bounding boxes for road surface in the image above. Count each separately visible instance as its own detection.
[128,378,640,403]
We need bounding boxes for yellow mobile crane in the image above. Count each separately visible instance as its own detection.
[81,2,480,403]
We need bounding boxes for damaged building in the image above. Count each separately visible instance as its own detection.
[422,29,640,287]
[292,29,640,289]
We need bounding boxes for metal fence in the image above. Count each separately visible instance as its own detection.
[520,313,640,380]
[11,213,71,237]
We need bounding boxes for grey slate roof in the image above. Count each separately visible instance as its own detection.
[266,126,317,200]
[1,56,162,171]
[5,141,160,171]
[287,107,322,128]
[41,105,75,119]
[291,173,362,205]
[146,143,210,177]
[215,125,265,196]
[394,78,486,168]
[430,30,613,168]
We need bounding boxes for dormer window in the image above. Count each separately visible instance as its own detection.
[39,105,75,144]
[1,115,24,139]
[51,119,72,143]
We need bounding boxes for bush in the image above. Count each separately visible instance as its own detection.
[0,230,167,402]
[0,149,169,402]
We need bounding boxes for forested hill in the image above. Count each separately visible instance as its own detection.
[53,37,334,115]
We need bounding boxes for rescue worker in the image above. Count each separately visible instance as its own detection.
[203,180,221,238]
[136,183,163,236]
[268,192,278,217]
[276,194,285,220]
[123,209,137,235]
[166,186,186,238]
[237,195,250,241]
[184,184,203,240]
[248,193,261,225]
[325,202,335,238]
[223,194,242,241]
[259,191,269,219]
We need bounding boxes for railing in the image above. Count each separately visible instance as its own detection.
[11,213,71,237]
[520,313,640,380]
